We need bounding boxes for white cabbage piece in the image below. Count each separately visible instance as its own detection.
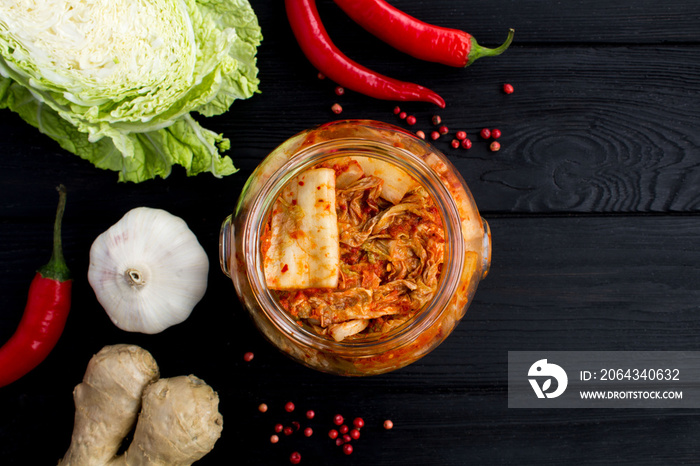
[0,0,261,182]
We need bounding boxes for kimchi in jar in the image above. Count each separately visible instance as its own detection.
[220,120,491,376]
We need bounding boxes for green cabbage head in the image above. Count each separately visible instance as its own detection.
[0,0,261,182]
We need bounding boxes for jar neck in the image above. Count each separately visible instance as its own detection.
[243,138,466,357]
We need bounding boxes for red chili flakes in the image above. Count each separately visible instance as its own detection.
[298,180,305,186]
[281,264,289,273]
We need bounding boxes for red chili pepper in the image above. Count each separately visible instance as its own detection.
[0,185,71,387]
[333,0,514,68]
[285,0,445,108]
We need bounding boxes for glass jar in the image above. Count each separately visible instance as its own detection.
[220,120,491,376]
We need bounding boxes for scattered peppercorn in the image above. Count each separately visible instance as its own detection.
[415,130,425,139]
[383,419,394,430]
[335,86,345,96]
[480,128,491,139]
[328,429,339,439]
[450,139,460,149]
[393,106,401,114]
[331,103,343,114]
[342,434,352,443]
[284,426,294,436]
[430,131,440,140]
[270,434,279,444]
[284,402,295,413]
[461,138,472,149]
[456,131,467,140]
[290,452,301,464]
[431,115,442,125]
[275,423,284,433]
[350,428,361,440]
[343,444,354,455]
[292,421,301,431]
[438,125,449,135]
[317,72,326,80]
[491,128,502,139]
[306,410,315,420]
[490,141,501,152]
[243,351,254,362]
[304,427,313,437]
[353,417,365,429]
[503,83,514,94]
[333,414,344,425]
[406,115,416,125]
[258,403,268,413]
[339,424,349,434]
[399,111,407,119]
[335,437,344,446]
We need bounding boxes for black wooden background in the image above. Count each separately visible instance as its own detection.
[1,1,699,464]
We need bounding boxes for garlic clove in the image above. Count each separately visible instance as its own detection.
[88,207,209,334]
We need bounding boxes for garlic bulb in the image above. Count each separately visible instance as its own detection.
[88,207,209,334]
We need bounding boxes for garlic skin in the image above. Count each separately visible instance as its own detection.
[88,207,209,334]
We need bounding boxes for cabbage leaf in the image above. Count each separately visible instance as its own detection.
[0,0,261,182]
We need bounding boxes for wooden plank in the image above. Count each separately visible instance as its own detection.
[1,215,698,464]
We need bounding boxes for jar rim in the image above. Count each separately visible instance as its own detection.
[241,125,466,357]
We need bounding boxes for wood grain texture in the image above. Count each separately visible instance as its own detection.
[0,1,699,465]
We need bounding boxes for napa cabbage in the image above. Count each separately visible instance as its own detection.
[0,0,261,182]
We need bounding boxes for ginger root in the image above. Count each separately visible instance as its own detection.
[59,344,223,466]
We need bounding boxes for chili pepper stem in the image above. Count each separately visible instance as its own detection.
[38,184,70,282]
[467,28,515,66]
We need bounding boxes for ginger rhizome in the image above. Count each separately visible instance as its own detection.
[59,344,223,465]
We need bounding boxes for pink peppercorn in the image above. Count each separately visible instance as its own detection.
[333,414,344,425]
[342,434,352,443]
[284,402,295,413]
[328,429,339,439]
[503,83,514,94]
[430,131,440,140]
[461,138,472,149]
[339,424,349,434]
[415,130,425,140]
[275,423,284,433]
[331,103,342,114]
[335,437,344,446]
[258,403,268,413]
[270,434,279,444]
[480,128,491,139]
[343,444,354,455]
[290,452,301,464]
[431,115,442,125]
[456,131,467,140]
[335,86,345,96]
[383,419,394,430]
[491,128,502,139]
[350,428,361,440]
[399,111,407,120]
[451,139,460,149]
[243,351,254,362]
[438,125,449,135]
[406,115,417,125]
[304,427,313,437]
[393,106,401,114]
[353,418,365,429]
[490,141,501,152]
[306,410,315,420]
[317,72,326,80]
[284,426,293,436]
